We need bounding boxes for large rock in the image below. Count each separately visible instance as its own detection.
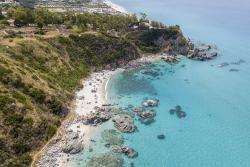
[142,99,159,107]
[62,131,84,154]
[112,114,136,133]
[81,107,111,126]
[188,44,218,61]
[138,110,156,119]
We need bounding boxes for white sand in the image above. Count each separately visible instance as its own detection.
[75,70,118,116]
[37,70,121,167]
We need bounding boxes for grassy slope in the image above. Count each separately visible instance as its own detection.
[0,26,189,167]
[0,32,141,167]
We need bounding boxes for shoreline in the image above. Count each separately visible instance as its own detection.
[35,52,173,167]
[35,69,121,167]
[102,0,129,15]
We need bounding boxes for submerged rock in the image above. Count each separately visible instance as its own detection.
[169,105,187,119]
[142,69,160,77]
[86,153,124,167]
[231,59,246,65]
[169,109,176,115]
[161,55,179,64]
[157,134,166,140]
[229,68,240,72]
[112,114,136,133]
[218,62,230,68]
[112,146,138,158]
[176,111,187,118]
[138,110,156,119]
[102,129,124,146]
[132,107,143,113]
[140,118,155,125]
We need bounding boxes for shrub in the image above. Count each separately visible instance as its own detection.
[27,88,46,104]
[46,124,57,140]
[8,155,32,167]
[12,142,31,154]
[32,74,39,80]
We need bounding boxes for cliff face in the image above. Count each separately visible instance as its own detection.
[126,26,191,55]
[0,27,190,167]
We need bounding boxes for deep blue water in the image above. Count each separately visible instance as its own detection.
[107,0,250,167]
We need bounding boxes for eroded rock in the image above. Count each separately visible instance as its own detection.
[81,107,111,126]
[112,114,136,133]
[112,146,138,158]
[143,99,159,107]
[62,131,84,154]
[188,44,218,61]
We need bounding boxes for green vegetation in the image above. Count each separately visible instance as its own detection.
[0,7,190,167]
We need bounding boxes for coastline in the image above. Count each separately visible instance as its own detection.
[35,69,121,167]
[102,0,130,15]
[35,52,174,167]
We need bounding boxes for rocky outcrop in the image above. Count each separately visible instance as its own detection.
[138,110,156,119]
[161,55,179,64]
[81,107,111,126]
[62,131,84,154]
[188,44,218,61]
[142,99,159,107]
[112,146,138,158]
[132,107,143,113]
[112,114,136,133]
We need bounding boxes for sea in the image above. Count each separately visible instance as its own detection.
[71,0,250,166]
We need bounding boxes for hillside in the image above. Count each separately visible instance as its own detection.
[0,7,190,167]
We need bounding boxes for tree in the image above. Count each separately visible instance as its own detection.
[35,16,44,29]
[139,12,149,23]
[151,20,160,28]
[0,7,5,20]
[13,8,34,27]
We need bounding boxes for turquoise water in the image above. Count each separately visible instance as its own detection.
[70,0,250,166]
[107,0,250,167]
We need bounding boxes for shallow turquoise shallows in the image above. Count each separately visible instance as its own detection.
[108,0,250,166]
[71,0,250,166]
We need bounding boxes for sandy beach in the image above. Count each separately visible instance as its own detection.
[103,0,129,14]
[35,69,121,167]
[35,52,175,167]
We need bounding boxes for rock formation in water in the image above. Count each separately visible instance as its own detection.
[112,114,136,133]
[62,131,84,154]
[188,44,218,61]
[112,146,138,158]
[81,107,111,126]
[143,99,159,107]
[169,105,187,118]
[86,153,124,167]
